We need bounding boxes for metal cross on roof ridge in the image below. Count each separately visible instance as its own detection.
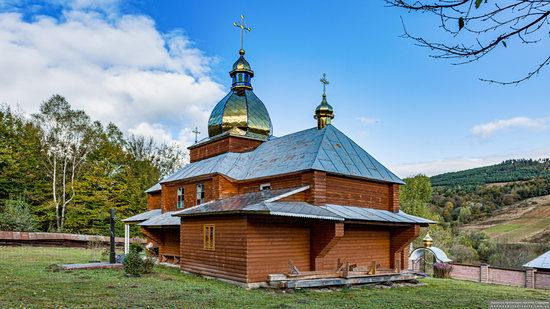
[233,15,251,52]
[192,127,201,143]
[320,73,329,96]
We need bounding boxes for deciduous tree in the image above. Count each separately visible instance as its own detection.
[33,95,98,231]
[387,0,549,84]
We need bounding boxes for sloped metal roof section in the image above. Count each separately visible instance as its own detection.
[173,188,342,221]
[145,182,161,193]
[173,187,308,217]
[138,211,180,227]
[257,202,343,221]
[122,209,162,223]
[524,251,550,269]
[161,125,404,185]
[321,205,435,225]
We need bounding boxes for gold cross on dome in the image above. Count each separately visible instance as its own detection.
[320,73,330,96]
[233,15,251,52]
[192,127,201,143]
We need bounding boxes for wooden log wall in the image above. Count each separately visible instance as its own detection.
[189,136,263,163]
[325,174,396,211]
[389,225,419,269]
[246,216,311,283]
[301,171,326,205]
[238,174,303,195]
[180,216,248,282]
[147,192,161,210]
[160,227,180,257]
[313,224,391,271]
[161,179,213,212]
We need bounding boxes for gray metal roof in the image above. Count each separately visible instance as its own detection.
[173,187,433,225]
[161,125,404,185]
[247,202,343,221]
[173,187,312,217]
[321,204,435,225]
[122,209,161,223]
[145,182,161,193]
[524,251,550,269]
[139,211,180,227]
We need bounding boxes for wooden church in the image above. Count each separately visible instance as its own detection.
[124,18,433,287]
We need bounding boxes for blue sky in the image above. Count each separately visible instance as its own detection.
[1,0,548,176]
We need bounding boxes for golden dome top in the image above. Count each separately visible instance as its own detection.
[232,55,252,72]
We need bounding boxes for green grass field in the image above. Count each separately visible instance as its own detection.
[485,223,523,233]
[1,246,549,308]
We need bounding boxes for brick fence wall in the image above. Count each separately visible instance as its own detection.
[0,231,144,248]
[449,263,480,282]
[449,263,550,289]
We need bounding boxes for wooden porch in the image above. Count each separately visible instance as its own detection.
[268,259,423,288]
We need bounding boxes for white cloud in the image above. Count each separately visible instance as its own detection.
[391,146,550,177]
[356,116,380,125]
[0,5,225,147]
[471,117,548,138]
[127,122,195,150]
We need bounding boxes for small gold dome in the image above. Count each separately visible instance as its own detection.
[232,55,252,72]
[423,232,433,248]
[314,94,334,129]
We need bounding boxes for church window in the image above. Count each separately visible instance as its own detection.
[238,74,243,82]
[203,224,215,250]
[196,183,205,205]
[177,187,184,209]
[260,183,271,191]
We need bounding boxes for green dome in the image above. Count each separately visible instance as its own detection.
[207,89,272,138]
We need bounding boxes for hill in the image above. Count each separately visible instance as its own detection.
[462,195,550,244]
[430,159,550,186]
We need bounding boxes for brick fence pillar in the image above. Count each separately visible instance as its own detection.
[525,268,536,288]
[480,264,489,283]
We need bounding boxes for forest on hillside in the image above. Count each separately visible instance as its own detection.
[431,159,550,186]
[0,95,187,236]
[429,159,550,224]
[399,160,550,268]
[401,174,550,269]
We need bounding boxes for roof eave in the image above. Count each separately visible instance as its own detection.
[188,131,268,150]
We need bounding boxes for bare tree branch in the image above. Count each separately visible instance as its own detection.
[387,0,549,84]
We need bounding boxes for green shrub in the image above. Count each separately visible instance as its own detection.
[122,245,155,276]
[0,199,36,232]
[129,243,144,254]
[123,249,143,276]
[142,256,155,274]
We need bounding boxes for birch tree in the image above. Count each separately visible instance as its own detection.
[33,95,97,231]
[125,134,188,178]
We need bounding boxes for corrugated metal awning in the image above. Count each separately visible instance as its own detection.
[321,204,435,225]
[122,209,162,223]
[139,211,180,227]
[144,182,161,193]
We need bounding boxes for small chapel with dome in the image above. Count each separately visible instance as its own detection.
[123,16,433,287]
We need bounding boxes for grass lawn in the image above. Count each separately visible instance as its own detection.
[1,246,549,308]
